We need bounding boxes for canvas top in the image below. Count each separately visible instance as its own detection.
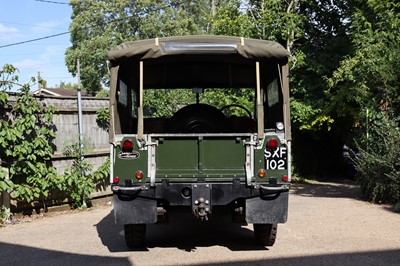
[108,35,289,65]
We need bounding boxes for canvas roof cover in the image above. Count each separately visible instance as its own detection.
[108,35,289,64]
[108,35,290,89]
[108,35,291,140]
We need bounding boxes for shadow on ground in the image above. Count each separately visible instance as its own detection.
[0,241,131,266]
[96,210,264,253]
[190,249,400,266]
[290,179,363,199]
[291,179,400,215]
[2,239,398,266]
[96,180,365,253]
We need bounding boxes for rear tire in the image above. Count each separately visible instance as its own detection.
[124,224,146,248]
[253,223,277,246]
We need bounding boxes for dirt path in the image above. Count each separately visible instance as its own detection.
[0,180,399,266]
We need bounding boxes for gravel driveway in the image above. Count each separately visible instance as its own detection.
[0,180,399,266]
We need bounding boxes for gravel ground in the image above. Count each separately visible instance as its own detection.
[0,180,399,266]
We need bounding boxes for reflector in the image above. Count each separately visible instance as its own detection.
[282,175,289,182]
[135,171,143,179]
[276,122,284,131]
[258,169,266,178]
[113,176,120,184]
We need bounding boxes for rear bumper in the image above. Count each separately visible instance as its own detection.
[112,182,289,225]
[112,182,288,205]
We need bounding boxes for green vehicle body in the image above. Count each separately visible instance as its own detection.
[108,35,291,247]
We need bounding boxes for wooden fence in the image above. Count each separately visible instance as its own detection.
[39,95,110,175]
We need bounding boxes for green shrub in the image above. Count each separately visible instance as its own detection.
[95,107,109,131]
[61,140,110,209]
[1,64,59,204]
[1,64,110,212]
[354,112,400,204]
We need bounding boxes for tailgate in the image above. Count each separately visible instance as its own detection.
[153,135,250,180]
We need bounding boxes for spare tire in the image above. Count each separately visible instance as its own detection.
[168,104,229,133]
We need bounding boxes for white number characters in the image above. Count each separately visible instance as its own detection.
[264,147,287,170]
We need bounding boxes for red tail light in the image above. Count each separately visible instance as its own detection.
[122,139,134,152]
[282,175,289,182]
[113,176,120,184]
[267,138,279,149]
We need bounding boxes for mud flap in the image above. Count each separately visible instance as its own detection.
[245,191,288,224]
[113,195,157,224]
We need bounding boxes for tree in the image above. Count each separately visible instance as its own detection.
[327,0,400,119]
[66,0,211,95]
[56,81,79,90]
[211,0,304,56]
[210,0,346,175]
[327,1,400,203]
[353,112,400,204]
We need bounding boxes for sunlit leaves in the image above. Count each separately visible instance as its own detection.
[66,0,210,95]
[354,112,400,204]
[327,0,400,119]
[60,139,110,208]
[0,64,58,203]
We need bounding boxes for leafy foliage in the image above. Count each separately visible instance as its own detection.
[326,1,400,203]
[51,143,110,209]
[60,139,109,209]
[142,88,254,118]
[0,65,59,203]
[143,89,194,118]
[66,0,210,95]
[60,141,93,209]
[327,1,400,119]
[1,64,111,213]
[290,99,334,131]
[290,0,353,129]
[211,0,304,57]
[203,89,255,117]
[0,205,12,223]
[354,112,400,204]
[96,107,110,131]
[210,0,253,37]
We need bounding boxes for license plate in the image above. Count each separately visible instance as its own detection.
[264,147,287,170]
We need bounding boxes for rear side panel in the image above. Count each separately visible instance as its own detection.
[112,136,148,184]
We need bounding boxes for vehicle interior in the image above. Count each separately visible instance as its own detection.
[115,63,283,135]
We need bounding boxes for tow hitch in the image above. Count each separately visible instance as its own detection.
[192,184,212,221]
